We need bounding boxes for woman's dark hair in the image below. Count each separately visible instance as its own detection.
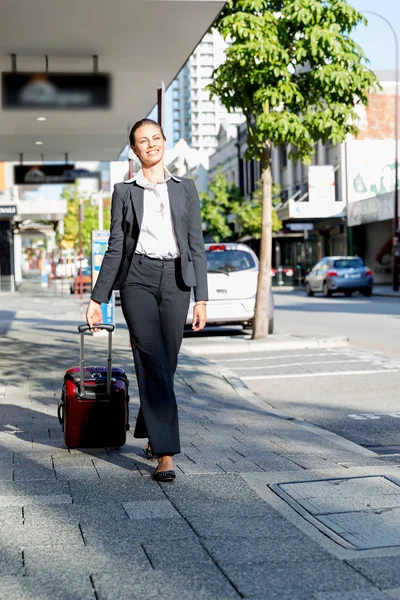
[129,118,166,146]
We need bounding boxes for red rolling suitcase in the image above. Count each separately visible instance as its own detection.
[58,323,129,448]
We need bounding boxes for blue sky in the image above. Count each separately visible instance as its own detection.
[153,0,400,147]
[351,0,400,70]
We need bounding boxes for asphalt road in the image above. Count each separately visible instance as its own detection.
[185,290,400,450]
[274,289,400,358]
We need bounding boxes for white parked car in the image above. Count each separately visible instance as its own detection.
[186,242,274,333]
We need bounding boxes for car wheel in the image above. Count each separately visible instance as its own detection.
[323,281,332,298]
[268,318,274,335]
[305,283,314,297]
[344,291,352,297]
[362,288,372,297]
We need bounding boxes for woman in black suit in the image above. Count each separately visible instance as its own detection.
[86,118,208,481]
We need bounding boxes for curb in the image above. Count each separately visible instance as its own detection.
[371,292,400,298]
[184,353,377,459]
[183,335,349,356]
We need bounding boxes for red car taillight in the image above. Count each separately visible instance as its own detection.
[209,245,226,251]
[365,268,372,276]
[327,270,338,277]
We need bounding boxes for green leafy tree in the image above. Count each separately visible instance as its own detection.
[232,184,282,239]
[200,169,242,241]
[62,185,111,257]
[207,0,378,338]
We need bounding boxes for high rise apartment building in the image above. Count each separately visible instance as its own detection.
[170,29,244,155]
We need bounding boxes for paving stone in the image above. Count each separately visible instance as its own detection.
[55,466,100,480]
[1,522,84,548]
[0,480,70,497]
[215,459,265,473]
[348,557,400,589]
[52,455,95,468]
[176,461,225,474]
[92,455,140,471]
[252,453,305,472]
[0,469,13,481]
[13,467,56,481]
[92,566,241,600]
[24,502,128,523]
[95,465,143,478]
[169,499,278,520]
[69,477,165,504]
[0,549,22,576]
[163,474,262,503]
[188,515,297,540]
[13,454,53,466]
[0,494,72,507]
[81,517,195,546]
[123,500,181,520]
[24,545,151,576]
[313,590,390,600]
[222,558,374,598]
[281,454,348,470]
[0,574,94,600]
[202,532,333,567]
[142,538,214,570]
[0,507,22,526]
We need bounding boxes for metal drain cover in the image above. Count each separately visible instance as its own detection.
[270,475,400,550]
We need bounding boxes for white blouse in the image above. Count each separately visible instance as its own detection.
[130,168,180,259]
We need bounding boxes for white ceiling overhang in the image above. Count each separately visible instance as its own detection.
[0,0,225,162]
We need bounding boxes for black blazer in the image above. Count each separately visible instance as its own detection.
[91,176,208,305]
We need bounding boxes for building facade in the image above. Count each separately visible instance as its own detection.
[165,29,244,156]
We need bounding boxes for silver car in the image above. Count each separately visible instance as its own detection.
[305,256,373,297]
[186,242,274,333]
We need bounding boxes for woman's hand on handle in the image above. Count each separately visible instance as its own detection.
[192,303,207,332]
[86,299,102,332]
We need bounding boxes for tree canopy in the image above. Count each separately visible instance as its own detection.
[206,0,378,339]
[62,185,111,257]
[200,169,282,241]
[208,0,379,162]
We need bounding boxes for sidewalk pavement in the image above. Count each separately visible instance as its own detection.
[1,291,400,599]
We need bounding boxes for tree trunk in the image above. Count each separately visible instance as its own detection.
[252,143,272,340]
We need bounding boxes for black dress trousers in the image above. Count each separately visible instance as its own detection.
[120,253,191,456]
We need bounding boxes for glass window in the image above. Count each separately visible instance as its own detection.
[333,259,364,269]
[280,145,288,168]
[206,249,256,272]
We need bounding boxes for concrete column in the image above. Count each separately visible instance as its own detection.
[47,231,56,254]
[287,145,295,196]
[271,145,279,184]
[13,230,22,285]
[318,141,327,165]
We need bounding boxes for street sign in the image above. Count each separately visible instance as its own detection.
[2,72,111,109]
[14,164,76,185]
[0,205,17,215]
[91,230,114,326]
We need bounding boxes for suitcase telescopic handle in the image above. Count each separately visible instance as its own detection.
[78,324,115,333]
[78,323,114,395]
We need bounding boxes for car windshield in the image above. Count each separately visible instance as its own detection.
[206,249,256,273]
[333,259,364,269]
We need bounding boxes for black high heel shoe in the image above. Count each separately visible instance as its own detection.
[144,444,154,460]
[153,469,176,482]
